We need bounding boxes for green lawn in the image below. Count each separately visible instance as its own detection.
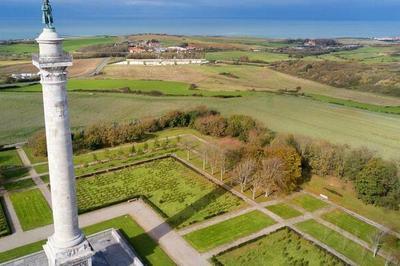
[184,211,275,252]
[33,163,49,175]
[0,150,29,181]
[296,220,385,266]
[213,227,345,266]
[0,36,117,56]
[322,209,380,245]
[10,79,244,98]
[0,215,174,265]
[266,203,303,219]
[289,194,328,212]
[9,189,53,231]
[308,94,400,115]
[4,178,36,191]
[77,158,243,228]
[0,198,10,237]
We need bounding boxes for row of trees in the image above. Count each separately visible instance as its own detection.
[28,106,400,209]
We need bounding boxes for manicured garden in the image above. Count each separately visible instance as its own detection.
[0,150,29,181]
[266,203,303,219]
[76,158,244,228]
[296,219,385,266]
[0,199,10,237]
[9,189,53,231]
[3,178,35,191]
[212,227,345,266]
[322,209,379,244]
[289,194,328,212]
[184,211,275,252]
[0,215,174,265]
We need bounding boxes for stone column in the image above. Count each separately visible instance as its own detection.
[33,28,93,266]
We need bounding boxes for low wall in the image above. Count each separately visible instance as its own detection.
[115,59,208,66]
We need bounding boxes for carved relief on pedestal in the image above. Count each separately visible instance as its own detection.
[40,69,68,83]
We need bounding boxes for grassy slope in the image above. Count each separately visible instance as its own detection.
[303,175,400,232]
[9,189,52,231]
[76,158,243,228]
[206,51,291,62]
[296,220,385,266]
[1,92,400,160]
[184,211,275,252]
[214,228,345,266]
[0,215,174,265]
[289,195,328,212]
[266,203,303,219]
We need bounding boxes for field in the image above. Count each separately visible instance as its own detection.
[0,215,174,265]
[213,228,345,266]
[303,175,400,232]
[1,92,400,160]
[296,219,385,266]
[9,189,53,231]
[205,51,291,62]
[184,211,275,252]
[0,36,117,56]
[0,199,10,237]
[102,62,400,106]
[76,158,243,228]
[289,194,328,212]
[266,203,303,219]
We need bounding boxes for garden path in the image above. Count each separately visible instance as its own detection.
[15,148,52,207]
[0,200,208,266]
[1,193,22,234]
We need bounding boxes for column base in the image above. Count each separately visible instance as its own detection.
[43,237,94,266]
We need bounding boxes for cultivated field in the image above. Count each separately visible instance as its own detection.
[101,64,400,106]
[1,92,400,159]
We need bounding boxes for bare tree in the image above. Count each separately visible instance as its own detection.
[232,159,256,193]
[260,157,286,197]
[179,139,195,161]
[207,146,220,175]
[371,230,387,257]
[250,170,264,200]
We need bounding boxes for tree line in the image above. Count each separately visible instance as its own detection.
[28,106,400,210]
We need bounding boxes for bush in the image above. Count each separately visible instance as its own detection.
[193,115,227,137]
[27,131,47,157]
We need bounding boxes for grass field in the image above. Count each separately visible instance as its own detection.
[0,36,117,56]
[213,227,345,266]
[0,199,10,237]
[4,178,35,191]
[296,219,385,266]
[289,194,328,212]
[102,64,400,106]
[184,211,275,252]
[303,175,400,232]
[322,209,380,245]
[2,92,400,160]
[0,215,174,265]
[205,51,291,62]
[9,189,53,231]
[266,203,303,219]
[0,150,29,181]
[76,158,243,228]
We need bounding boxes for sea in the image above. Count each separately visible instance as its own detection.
[1,18,400,40]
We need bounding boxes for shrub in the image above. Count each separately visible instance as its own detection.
[193,115,227,137]
[27,130,47,157]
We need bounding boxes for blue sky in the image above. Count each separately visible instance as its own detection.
[2,0,400,21]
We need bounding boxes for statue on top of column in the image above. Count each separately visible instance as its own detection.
[42,0,55,29]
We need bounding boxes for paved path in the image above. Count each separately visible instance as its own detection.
[0,200,208,266]
[2,193,22,233]
[16,148,52,207]
[89,57,111,77]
